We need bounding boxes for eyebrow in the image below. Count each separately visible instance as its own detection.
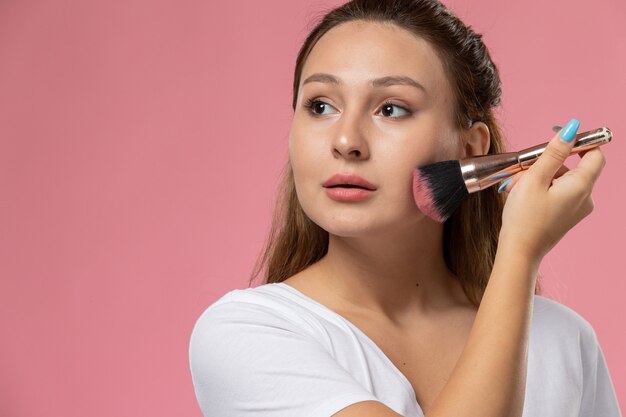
[302,73,427,94]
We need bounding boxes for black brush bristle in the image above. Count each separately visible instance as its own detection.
[414,160,468,222]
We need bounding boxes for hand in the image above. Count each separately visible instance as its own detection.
[497,119,606,261]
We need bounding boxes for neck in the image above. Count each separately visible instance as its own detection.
[313,219,467,325]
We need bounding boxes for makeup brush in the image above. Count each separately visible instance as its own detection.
[412,127,612,222]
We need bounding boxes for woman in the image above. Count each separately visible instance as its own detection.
[189,1,621,416]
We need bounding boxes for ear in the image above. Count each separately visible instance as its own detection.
[463,121,490,157]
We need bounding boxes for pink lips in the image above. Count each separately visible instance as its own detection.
[323,173,377,201]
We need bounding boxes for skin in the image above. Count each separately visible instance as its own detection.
[287,20,489,326]
[283,19,606,417]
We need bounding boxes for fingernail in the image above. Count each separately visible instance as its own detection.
[498,177,513,193]
[559,118,580,143]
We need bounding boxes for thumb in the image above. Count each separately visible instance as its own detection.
[528,118,580,186]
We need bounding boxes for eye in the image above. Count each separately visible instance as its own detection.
[378,102,412,119]
[304,99,338,116]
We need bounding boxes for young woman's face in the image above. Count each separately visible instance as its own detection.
[289,21,463,236]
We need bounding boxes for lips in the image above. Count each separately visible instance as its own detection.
[323,173,377,190]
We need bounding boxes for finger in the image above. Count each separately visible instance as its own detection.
[554,165,569,178]
[554,164,570,179]
[528,118,580,185]
[571,147,606,185]
[499,160,573,193]
[549,164,571,187]
[497,172,522,193]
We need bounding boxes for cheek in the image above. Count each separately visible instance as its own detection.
[404,131,461,167]
[378,133,460,202]
[288,122,309,174]
[381,135,443,171]
[439,134,464,160]
[288,124,324,196]
[289,113,331,164]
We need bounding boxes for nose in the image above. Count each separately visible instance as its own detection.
[331,113,370,160]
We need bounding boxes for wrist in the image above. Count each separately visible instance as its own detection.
[495,234,542,277]
[498,226,546,263]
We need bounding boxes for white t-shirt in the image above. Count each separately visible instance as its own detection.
[189,282,622,417]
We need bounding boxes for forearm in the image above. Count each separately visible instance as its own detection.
[427,245,539,417]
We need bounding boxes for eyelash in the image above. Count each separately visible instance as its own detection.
[303,98,413,119]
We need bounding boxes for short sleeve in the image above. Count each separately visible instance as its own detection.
[189,300,379,417]
[578,325,623,417]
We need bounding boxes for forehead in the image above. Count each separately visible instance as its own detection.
[301,20,450,95]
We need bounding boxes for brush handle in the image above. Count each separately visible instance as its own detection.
[518,127,612,167]
[461,127,612,192]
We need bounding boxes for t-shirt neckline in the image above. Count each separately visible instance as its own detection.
[272,282,424,415]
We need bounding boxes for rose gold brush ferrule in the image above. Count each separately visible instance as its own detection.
[460,127,612,193]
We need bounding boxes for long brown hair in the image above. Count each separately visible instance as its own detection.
[249,0,541,306]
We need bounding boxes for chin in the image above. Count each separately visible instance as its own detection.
[323,227,378,238]
[309,215,393,238]
[300,198,419,237]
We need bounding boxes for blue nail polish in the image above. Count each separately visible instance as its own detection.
[490,172,511,181]
[560,118,580,143]
[498,178,512,193]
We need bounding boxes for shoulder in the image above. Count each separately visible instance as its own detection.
[192,282,329,325]
[532,295,596,335]
[531,294,599,354]
[191,283,310,336]
[188,284,321,382]
[526,297,622,416]
[189,283,336,355]
[188,284,382,416]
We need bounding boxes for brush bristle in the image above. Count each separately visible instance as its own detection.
[412,160,468,222]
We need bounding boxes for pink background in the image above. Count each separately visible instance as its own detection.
[0,0,624,415]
